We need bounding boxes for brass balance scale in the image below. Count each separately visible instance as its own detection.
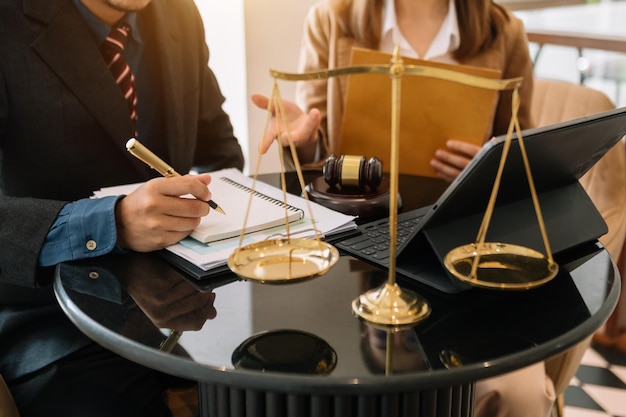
[227,46,559,328]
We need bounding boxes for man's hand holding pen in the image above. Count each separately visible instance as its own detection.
[117,139,227,252]
[115,174,214,252]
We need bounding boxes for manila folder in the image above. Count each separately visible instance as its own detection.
[339,48,502,178]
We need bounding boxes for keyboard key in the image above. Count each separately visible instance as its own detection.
[350,240,376,250]
[371,250,389,260]
[339,234,368,246]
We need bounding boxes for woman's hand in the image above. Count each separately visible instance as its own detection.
[430,140,482,182]
[251,94,321,154]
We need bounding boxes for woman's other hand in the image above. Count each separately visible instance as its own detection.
[430,139,482,182]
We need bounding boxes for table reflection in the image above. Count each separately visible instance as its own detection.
[232,329,337,374]
[58,253,219,354]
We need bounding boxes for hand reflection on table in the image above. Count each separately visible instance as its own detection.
[122,254,218,332]
[60,252,218,353]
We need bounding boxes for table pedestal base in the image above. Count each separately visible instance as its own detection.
[199,382,475,417]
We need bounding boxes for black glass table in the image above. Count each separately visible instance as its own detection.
[54,172,620,417]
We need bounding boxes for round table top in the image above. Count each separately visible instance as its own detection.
[54,173,620,395]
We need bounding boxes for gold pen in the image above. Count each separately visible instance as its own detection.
[159,329,182,353]
[125,138,226,215]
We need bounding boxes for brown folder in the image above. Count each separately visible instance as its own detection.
[339,48,502,178]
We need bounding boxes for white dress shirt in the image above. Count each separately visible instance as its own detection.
[380,0,460,64]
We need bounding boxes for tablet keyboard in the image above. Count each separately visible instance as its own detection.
[334,206,472,294]
[334,209,426,264]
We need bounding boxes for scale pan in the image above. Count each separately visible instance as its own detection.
[228,238,339,283]
[444,242,559,290]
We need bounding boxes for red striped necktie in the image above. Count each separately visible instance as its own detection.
[100,23,138,136]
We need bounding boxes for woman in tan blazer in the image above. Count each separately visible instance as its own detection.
[255,0,534,182]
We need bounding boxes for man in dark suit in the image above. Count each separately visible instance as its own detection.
[0,0,245,415]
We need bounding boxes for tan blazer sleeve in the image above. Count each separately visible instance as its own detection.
[493,15,535,135]
[295,3,334,167]
[464,12,535,137]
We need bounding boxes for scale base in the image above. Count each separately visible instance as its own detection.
[352,282,431,327]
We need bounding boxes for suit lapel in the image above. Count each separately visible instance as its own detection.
[26,0,136,146]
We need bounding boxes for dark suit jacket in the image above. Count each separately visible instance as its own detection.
[0,0,244,379]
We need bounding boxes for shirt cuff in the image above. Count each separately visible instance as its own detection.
[38,196,123,267]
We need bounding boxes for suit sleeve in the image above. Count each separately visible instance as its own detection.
[0,196,67,287]
[193,60,245,172]
[186,3,244,172]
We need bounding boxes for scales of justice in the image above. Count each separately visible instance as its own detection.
[227,46,559,328]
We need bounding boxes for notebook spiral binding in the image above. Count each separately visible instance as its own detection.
[219,177,304,215]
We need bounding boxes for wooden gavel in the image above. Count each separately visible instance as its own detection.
[323,154,383,190]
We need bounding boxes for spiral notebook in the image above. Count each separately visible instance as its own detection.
[189,175,304,244]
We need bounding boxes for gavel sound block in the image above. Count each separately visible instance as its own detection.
[305,155,402,220]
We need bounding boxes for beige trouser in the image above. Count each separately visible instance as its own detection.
[474,362,556,417]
